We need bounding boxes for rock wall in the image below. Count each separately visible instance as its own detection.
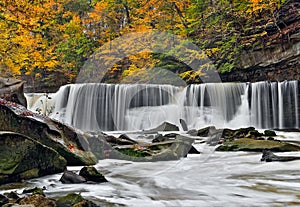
[220,0,300,83]
[220,52,300,82]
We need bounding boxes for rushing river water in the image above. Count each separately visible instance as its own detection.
[1,131,300,207]
[18,81,300,206]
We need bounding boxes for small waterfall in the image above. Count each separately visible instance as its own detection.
[180,83,247,129]
[26,81,299,131]
[249,81,299,129]
[50,84,179,131]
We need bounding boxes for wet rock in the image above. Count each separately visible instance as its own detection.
[73,200,99,207]
[197,126,216,137]
[18,194,56,207]
[151,134,165,143]
[79,167,107,183]
[152,134,176,143]
[22,187,45,196]
[222,127,259,139]
[0,101,97,166]
[188,146,200,154]
[0,194,9,206]
[111,134,194,161]
[0,132,66,185]
[0,77,27,107]
[264,130,276,136]
[118,134,138,144]
[4,191,19,200]
[180,119,188,131]
[105,134,137,146]
[206,132,223,146]
[216,138,300,152]
[261,150,300,162]
[59,170,86,184]
[55,193,84,207]
[187,129,198,136]
[143,122,179,133]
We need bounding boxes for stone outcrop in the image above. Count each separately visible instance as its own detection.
[261,150,300,162]
[216,138,300,152]
[221,0,300,82]
[79,166,108,183]
[0,131,66,185]
[0,99,97,166]
[0,77,27,107]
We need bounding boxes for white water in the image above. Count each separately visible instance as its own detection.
[1,132,300,206]
[17,81,300,206]
[26,81,299,131]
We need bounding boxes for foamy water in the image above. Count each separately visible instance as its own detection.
[1,132,300,207]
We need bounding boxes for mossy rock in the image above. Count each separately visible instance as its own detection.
[216,138,300,152]
[197,126,216,137]
[0,131,66,184]
[264,130,276,136]
[19,194,56,207]
[0,102,97,166]
[22,187,45,196]
[79,166,107,183]
[56,193,84,207]
[222,127,260,139]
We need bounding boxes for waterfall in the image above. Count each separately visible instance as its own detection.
[26,81,299,131]
[249,81,299,129]
[50,84,179,131]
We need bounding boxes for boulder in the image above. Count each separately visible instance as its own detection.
[105,134,137,146]
[79,166,107,183]
[55,193,85,207]
[143,122,179,133]
[0,194,9,206]
[264,130,277,136]
[111,134,194,161]
[261,150,300,162]
[216,138,300,152]
[4,191,19,200]
[152,134,176,143]
[0,77,27,107]
[188,146,200,154]
[0,132,66,185]
[179,119,188,131]
[18,194,56,207]
[0,100,97,166]
[22,187,45,196]
[221,127,261,139]
[197,126,217,137]
[59,170,86,184]
[187,129,198,136]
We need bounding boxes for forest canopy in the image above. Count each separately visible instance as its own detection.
[0,0,288,89]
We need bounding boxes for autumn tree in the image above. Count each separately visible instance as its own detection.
[0,0,62,84]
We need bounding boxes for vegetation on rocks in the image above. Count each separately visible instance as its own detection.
[0,131,66,185]
[216,138,300,152]
[1,0,298,90]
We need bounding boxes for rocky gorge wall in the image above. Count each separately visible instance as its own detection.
[221,0,300,83]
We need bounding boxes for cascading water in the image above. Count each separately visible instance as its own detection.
[50,84,179,131]
[26,81,299,131]
[249,80,299,129]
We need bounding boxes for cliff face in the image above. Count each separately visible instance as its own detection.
[221,0,300,82]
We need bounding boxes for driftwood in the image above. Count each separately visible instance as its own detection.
[0,77,27,107]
